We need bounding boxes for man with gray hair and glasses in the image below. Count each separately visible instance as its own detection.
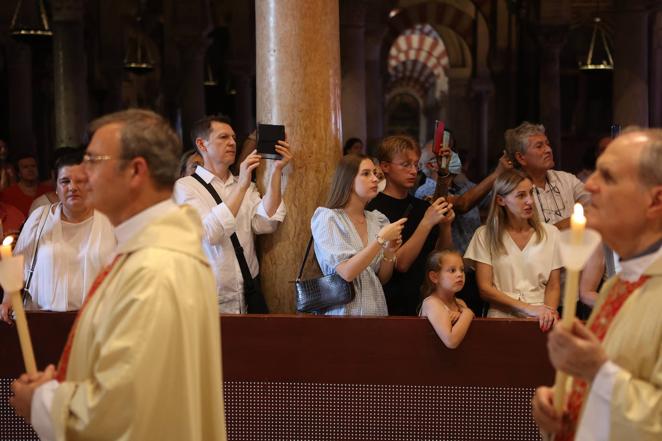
[505,122,590,228]
[532,127,662,441]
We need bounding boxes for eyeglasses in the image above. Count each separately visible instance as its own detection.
[82,154,116,165]
[534,179,566,223]
[384,161,420,171]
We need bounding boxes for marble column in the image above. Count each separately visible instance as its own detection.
[651,10,662,127]
[364,18,386,155]
[229,0,256,141]
[166,0,212,146]
[230,69,255,142]
[178,38,209,147]
[538,28,565,169]
[256,0,342,312]
[340,0,367,147]
[96,0,124,113]
[52,0,87,148]
[471,78,491,178]
[6,40,36,156]
[613,1,649,126]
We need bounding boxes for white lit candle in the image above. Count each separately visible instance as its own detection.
[553,203,586,414]
[0,235,37,374]
[570,203,586,246]
[1,236,13,259]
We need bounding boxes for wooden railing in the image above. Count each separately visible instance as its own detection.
[1,313,552,440]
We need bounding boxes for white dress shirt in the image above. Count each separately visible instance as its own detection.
[533,170,590,225]
[173,166,285,313]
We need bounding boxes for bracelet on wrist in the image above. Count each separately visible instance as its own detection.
[375,234,388,249]
[382,254,396,263]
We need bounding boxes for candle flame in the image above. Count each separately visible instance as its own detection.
[572,203,585,220]
[2,236,13,247]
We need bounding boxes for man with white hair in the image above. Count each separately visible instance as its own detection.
[531,127,662,441]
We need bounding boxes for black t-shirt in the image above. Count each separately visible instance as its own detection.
[367,192,439,316]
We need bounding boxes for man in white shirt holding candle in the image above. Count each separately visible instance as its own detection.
[9,109,226,441]
[531,127,662,441]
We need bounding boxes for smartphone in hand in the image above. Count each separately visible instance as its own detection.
[257,124,285,160]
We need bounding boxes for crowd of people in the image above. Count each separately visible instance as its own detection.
[2,110,660,441]
[0,118,608,344]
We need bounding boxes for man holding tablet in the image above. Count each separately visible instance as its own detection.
[174,115,293,313]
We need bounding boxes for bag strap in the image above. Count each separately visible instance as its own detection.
[191,173,255,286]
[24,204,52,292]
[296,236,314,280]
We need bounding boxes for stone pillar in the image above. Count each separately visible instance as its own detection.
[165,0,212,147]
[340,0,367,147]
[651,10,662,127]
[472,78,491,178]
[6,40,36,156]
[229,0,256,141]
[538,28,565,169]
[231,71,255,141]
[96,0,125,114]
[178,38,209,147]
[256,0,342,312]
[613,1,649,126]
[364,19,386,155]
[52,0,88,148]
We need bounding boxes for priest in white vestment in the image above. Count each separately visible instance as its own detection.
[1,153,115,322]
[9,109,226,441]
[532,128,662,441]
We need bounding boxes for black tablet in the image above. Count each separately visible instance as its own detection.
[256,124,285,160]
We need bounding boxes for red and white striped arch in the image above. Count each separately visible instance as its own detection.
[387,24,449,98]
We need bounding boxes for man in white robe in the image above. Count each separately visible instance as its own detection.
[9,109,226,441]
[531,128,662,440]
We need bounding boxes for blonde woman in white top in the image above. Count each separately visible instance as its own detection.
[465,169,561,331]
[0,154,115,322]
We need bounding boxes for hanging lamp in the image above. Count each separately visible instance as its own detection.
[123,17,154,74]
[10,0,53,42]
[203,58,217,87]
[578,2,613,70]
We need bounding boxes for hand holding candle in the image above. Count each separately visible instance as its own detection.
[0,236,37,374]
[553,203,586,414]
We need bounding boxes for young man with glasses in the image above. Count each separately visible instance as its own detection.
[366,135,454,316]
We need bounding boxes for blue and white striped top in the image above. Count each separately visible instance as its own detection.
[311,207,390,316]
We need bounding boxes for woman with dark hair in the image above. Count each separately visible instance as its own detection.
[178,149,203,178]
[1,153,116,322]
[464,169,561,331]
[343,137,364,156]
[311,154,406,316]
